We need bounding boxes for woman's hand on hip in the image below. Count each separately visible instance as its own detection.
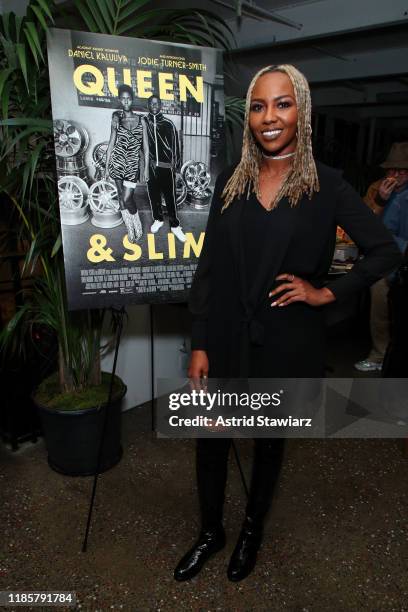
[269,273,336,307]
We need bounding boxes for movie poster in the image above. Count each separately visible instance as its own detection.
[47,28,225,310]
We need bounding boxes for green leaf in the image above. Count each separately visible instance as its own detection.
[137,8,234,49]
[31,5,49,32]
[85,0,110,33]
[166,24,196,46]
[29,141,46,191]
[51,233,62,257]
[22,154,32,199]
[0,118,52,127]
[164,22,210,46]
[22,235,38,275]
[16,43,29,91]
[35,0,55,22]
[2,303,30,339]
[184,13,234,44]
[1,126,50,159]
[25,21,45,63]
[23,26,40,68]
[15,15,23,42]
[116,0,151,23]
[0,68,14,100]
[74,0,99,32]
[172,16,231,49]
[162,8,235,47]
[1,12,11,39]
[94,0,113,32]
[190,12,216,47]
[0,34,17,68]
[173,22,216,46]
[1,81,11,121]
[116,10,157,35]
[103,0,116,22]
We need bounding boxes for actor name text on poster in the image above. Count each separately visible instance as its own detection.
[68,48,128,62]
[138,56,207,71]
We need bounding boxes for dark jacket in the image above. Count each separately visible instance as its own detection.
[145,111,180,170]
[189,162,402,378]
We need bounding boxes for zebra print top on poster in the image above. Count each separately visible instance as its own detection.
[108,110,144,185]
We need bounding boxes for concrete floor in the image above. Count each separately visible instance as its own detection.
[1,407,408,611]
[1,326,408,611]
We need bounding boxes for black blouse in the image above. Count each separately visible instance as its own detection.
[189,163,402,362]
[241,193,274,300]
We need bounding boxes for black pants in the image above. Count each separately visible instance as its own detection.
[147,166,179,228]
[196,437,285,530]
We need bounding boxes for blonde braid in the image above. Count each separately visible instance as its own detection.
[221,64,319,212]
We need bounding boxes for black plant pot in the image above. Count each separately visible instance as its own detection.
[35,384,127,477]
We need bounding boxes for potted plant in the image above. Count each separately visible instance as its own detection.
[0,0,238,475]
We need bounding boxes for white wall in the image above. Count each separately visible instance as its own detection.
[101,303,190,410]
[1,0,28,14]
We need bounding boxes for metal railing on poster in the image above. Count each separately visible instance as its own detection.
[180,80,225,176]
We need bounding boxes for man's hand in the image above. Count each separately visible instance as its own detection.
[269,274,336,307]
[378,177,398,201]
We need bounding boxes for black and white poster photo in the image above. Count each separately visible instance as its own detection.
[47,28,225,310]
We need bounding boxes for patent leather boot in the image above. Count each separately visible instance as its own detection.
[227,439,285,581]
[174,525,226,581]
[227,516,262,582]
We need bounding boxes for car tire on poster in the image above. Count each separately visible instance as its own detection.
[88,180,123,228]
[53,119,89,179]
[58,175,90,225]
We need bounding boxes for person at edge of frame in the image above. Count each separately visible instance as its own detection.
[355,142,408,372]
[105,83,149,243]
[144,94,187,244]
[173,64,402,583]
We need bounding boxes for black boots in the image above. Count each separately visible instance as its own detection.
[174,438,284,582]
[174,439,230,581]
[173,525,226,581]
[227,516,262,582]
[173,519,261,583]
[227,439,285,581]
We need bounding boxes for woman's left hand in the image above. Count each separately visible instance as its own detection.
[143,169,149,183]
[269,273,336,307]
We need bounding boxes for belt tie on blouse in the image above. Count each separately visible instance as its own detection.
[244,317,265,346]
[238,316,264,377]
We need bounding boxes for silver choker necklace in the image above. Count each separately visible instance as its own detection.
[262,151,296,160]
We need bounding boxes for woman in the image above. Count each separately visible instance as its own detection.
[174,65,401,582]
[105,84,149,242]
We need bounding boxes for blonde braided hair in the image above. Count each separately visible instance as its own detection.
[221,64,319,212]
